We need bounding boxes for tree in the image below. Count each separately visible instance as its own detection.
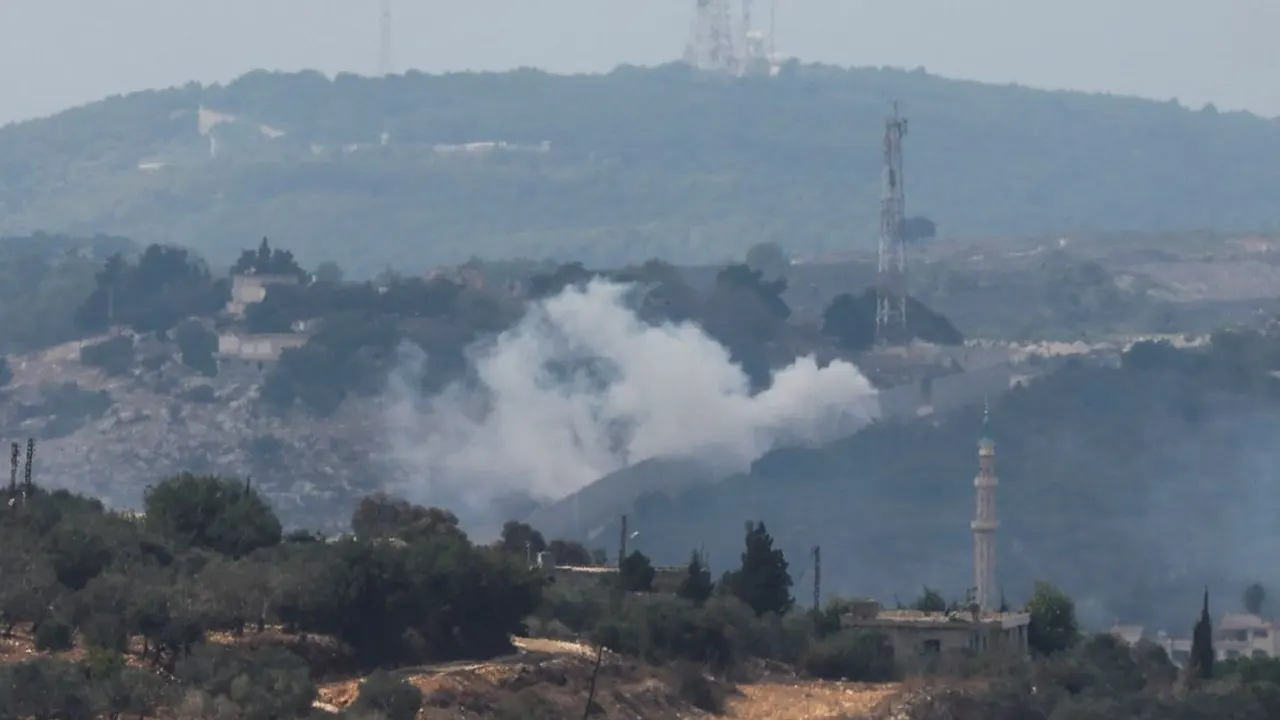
[1027,581,1079,655]
[143,474,282,558]
[903,215,938,243]
[1245,583,1266,616]
[175,319,218,376]
[728,521,793,616]
[350,494,467,544]
[911,586,947,613]
[676,551,714,605]
[1190,588,1215,681]
[618,550,656,593]
[498,521,547,561]
[232,237,306,280]
[313,260,344,284]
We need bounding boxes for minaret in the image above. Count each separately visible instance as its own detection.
[972,400,999,613]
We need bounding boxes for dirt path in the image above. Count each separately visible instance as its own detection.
[315,638,901,719]
[728,681,900,719]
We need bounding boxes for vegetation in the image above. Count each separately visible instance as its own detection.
[3,67,1279,274]
[622,330,1280,632]
[1,461,1276,718]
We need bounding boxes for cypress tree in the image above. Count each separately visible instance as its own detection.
[676,550,714,605]
[1189,587,1215,681]
[729,521,794,616]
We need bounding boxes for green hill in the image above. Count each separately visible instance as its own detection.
[3,64,1279,276]
[600,332,1280,631]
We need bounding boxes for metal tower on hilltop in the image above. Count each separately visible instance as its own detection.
[972,400,999,613]
[685,0,737,74]
[874,103,909,344]
[378,0,394,77]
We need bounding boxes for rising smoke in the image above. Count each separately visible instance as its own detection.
[382,279,881,520]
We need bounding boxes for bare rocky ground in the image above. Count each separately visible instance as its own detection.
[0,332,392,530]
[1,626,903,719]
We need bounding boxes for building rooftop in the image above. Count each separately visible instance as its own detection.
[1220,612,1269,630]
[846,608,1031,630]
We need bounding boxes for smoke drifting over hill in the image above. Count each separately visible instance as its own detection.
[382,279,880,518]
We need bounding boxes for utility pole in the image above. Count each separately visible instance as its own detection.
[618,514,628,567]
[812,545,821,613]
[874,102,909,344]
[378,0,394,77]
[22,438,34,508]
[6,443,16,511]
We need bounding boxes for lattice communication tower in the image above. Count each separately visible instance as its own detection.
[874,103,909,343]
[685,0,737,74]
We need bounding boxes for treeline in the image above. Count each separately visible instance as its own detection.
[7,65,1280,272]
[0,474,543,717]
[2,469,1278,718]
[0,232,964,419]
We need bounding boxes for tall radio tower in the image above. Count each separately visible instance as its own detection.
[684,0,737,74]
[874,102,909,343]
[378,0,394,76]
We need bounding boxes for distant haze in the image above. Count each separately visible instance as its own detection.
[1,0,1277,125]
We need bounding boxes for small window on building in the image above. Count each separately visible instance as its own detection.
[1227,650,1241,660]
[923,639,942,654]
[1253,649,1269,659]
[1256,630,1270,640]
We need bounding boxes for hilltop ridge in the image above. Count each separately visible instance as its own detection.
[3,64,1280,274]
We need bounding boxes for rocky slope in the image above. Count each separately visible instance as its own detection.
[0,332,390,530]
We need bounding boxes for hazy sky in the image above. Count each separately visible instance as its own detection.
[0,0,1276,125]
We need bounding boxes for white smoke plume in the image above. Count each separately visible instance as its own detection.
[383,279,881,513]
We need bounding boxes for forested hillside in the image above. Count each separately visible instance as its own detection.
[2,64,1279,275]
[603,331,1280,632]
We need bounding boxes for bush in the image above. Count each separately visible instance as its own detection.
[34,619,74,652]
[673,661,727,713]
[801,630,896,682]
[350,671,423,720]
[79,336,135,376]
[175,320,218,376]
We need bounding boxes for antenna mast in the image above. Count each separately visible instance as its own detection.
[769,0,777,58]
[874,102,909,344]
[378,0,394,77]
[684,0,737,75]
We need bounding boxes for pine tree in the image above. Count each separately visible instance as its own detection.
[676,550,714,605]
[1189,587,1215,681]
[618,550,655,593]
[728,521,793,616]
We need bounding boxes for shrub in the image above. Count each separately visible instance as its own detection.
[673,661,727,713]
[34,618,74,652]
[801,630,896,682]
[175,320,218,376]
[350,671,422,720]
[79,336,135,376]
